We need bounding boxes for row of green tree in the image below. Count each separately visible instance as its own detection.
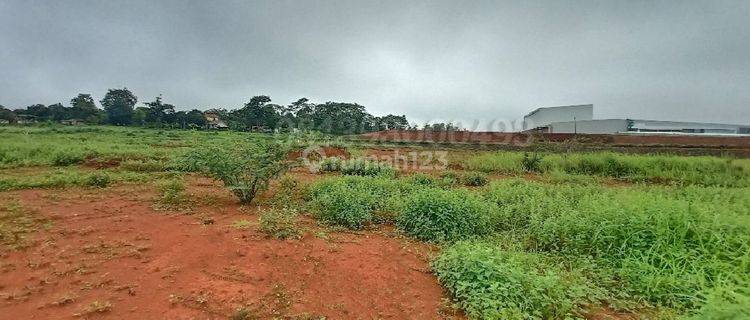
[1,88,460,134]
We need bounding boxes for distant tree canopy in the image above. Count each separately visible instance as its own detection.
[0,105,16,123]
[101,88,137,125]
[70,94,103,122]
[2,90,417,134]
[424,122,461,131]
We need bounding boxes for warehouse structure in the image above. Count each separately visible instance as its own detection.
[523,105,750,135]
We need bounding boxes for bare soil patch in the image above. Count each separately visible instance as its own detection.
[0,180,456,319]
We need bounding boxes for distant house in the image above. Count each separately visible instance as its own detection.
[61,119,84,125]
[204,112,228,130]
[16,114,37,124]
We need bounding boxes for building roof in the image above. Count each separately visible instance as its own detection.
[523,104,593,119]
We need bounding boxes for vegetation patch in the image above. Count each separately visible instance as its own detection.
[259,207,300,239]
[484,179,750,311]
[153,179,192,211]
[180,139,292,204]
[433,241,595,319]
[465,151,750,187]
[396,188,494,243]
[307,176,412,229]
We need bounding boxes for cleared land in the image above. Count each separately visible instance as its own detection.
[1,125,749,319]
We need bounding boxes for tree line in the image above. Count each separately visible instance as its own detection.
[0,87,460,134]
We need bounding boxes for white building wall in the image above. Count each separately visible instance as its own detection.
[549,119,628,134]
[629,120,744,133]
[523,104,593,130]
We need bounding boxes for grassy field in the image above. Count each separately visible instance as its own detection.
[1,125,748,319]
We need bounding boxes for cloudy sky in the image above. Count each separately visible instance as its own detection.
[1,0,748,129]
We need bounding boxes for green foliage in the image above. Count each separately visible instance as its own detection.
[339,158,396,177]
[259,207,300,239]
[154,179,191,210]
[483,179,750,309]
[319,157,342,172]
[52,150,86,166]
[308,176,412,229]
[461,171,489,186]
[271,175,301,206]
[85,173,111,188]
[180,139,291,204]
[119,159,166,172]
[316,157,396,177]
[100,88,137,125]
[438,170,462,185]
[396,188,494,243]
[465,151,750,187]
[0,167,151,191]
[433,241,594,320]
[685,286,750,320]
[521,152,543,172]
[407,173,437,186]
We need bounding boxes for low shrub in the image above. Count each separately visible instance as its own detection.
[52,150,86,166]
[521,152,543,172]
[461,171,489,186]
[432,241,593,319]
[438,170,461,185]
[85,173,110,188]
[483,179,750,309]
[340,158,396,177]
[396,188,494,242]
[180,140,292,204]
[318,157,342,172]
[407,173,436,186]
[154,179,190,210]
[271,175,301,206]
[259,207,300,239]
[308,176,413,229]
[120,159,166,172]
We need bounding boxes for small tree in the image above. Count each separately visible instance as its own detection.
[101,88,137,125]
[180,139,292,204]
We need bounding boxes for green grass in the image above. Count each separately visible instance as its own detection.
[0,167,153,191]
[464,151,750,187]
[432,241,597,319]
[0,125,268,169]
[480,179,750,312]
[307,176,413,229]
[396,188,494,243]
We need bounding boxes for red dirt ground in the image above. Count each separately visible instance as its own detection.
[0,179,459,319]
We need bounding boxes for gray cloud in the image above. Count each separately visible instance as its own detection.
[1,0,749,129]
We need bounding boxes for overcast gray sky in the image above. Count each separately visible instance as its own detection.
[1,0,749,129]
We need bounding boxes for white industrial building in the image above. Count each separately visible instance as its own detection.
[523,104,750,135]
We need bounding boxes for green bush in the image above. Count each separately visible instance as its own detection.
[154,179,191,210]
[465,151,749,187]
[461,171,489,186]
[521,152,543,172]
[308,176,413,229]
[259,207,300,239]
[483,179,750,309]
[396,188,494,242]
[85,173,110,188]
[180,140,292,204]
[407,173,436,186]
[432,241,593,319]
[340,158,396,177]
[319,157,342,172]
[52,150,86,166]
[438,170,461,185]
[120,159,166,172]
